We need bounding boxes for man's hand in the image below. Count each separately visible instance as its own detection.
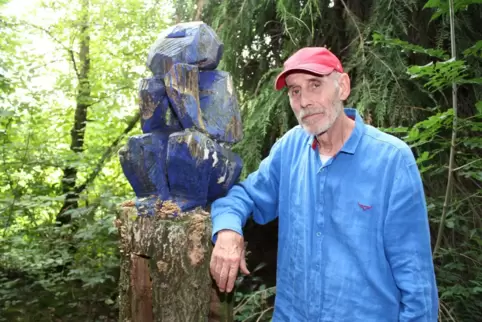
[210,229,250,293]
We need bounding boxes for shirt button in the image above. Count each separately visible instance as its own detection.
[316,232,321,237]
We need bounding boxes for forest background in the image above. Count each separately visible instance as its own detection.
[0,0,481,321]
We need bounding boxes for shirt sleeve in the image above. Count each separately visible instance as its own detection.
[383,152,439,322]
[210,137,283,242]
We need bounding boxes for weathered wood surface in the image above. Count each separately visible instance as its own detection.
[146,21,223,78]
[118,133,171,204]
[164,63,205,131]
[117,204,214,322]
[198,70,242,143]
[164,64,243,143]
[209,285,235,322]
[138,76,182,134]
[167,131,243,209]
[119,130,243,214]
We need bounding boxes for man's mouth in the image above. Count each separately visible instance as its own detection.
[302,112,323,121]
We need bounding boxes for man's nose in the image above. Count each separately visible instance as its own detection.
[300,93,312,109]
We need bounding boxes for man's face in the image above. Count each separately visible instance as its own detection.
[285,72,347,135]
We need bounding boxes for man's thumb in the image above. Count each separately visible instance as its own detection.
[239,255,250,275]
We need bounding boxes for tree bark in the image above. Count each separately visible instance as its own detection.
[57,0,91,225]
[117,202,216,321]
[193,0,206,21]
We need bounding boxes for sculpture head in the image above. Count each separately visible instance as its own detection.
[274,47,351,135]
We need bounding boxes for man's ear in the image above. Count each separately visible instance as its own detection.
[338,73,351,101]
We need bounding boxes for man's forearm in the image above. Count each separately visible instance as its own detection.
[211,185,254,241]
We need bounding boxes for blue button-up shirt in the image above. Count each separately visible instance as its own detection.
[211,108,438,321]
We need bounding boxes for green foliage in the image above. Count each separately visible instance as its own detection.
[0,0,173,319]
[0,0,481,320]
[234,285,275,322]
[232,262,275,321]
[424,0,482,20]
[233,75,296,178]
[376,2,482,320]
[200,0,482,320]
[0,210,120,321]
[372,33,450,59]
[407,59,476,91]
[464,40,482,58]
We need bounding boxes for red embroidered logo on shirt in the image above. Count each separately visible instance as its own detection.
[358,202,372,211]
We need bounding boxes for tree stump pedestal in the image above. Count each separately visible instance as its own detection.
[117,202,218,322]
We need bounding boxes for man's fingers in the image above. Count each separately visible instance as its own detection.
[218,263,231,292]
[210,252,218,279]
[209,230,246,293]
[222,255,241,293]
[226,263,239,293]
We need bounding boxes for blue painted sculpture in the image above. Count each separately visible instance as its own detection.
[138,76,182,133]
[199,70,242,143]
[164,63,205,131]
[119,22,243,217]
[146,21,223,78]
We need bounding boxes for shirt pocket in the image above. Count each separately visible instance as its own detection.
[329,194,380,247]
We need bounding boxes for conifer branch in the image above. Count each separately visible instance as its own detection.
[339,0,365,57]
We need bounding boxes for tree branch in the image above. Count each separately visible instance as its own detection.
[17,21,80,79]
[433,0,458,256]
[75,112,140,194]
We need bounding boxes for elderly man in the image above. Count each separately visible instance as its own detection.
[209,47,439,321]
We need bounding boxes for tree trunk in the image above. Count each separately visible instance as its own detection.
[193,0,206,20]
[57,0,91,225]
[117,202,217,321]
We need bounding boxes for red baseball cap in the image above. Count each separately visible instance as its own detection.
[274,47,344,90]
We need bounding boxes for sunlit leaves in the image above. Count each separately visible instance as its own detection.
[0,0,174,319]
[423,0,482,21]
[407,59,468,91]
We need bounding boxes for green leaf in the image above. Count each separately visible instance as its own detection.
[407,59,468,91]
[476,101,482,115]
[423,0,441,8]
[0,109,14,118]
[458,77,482,85]
[472,287,482,294]
[463,40,482,58]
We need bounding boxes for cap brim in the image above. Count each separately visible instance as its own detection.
[274,64,335,90]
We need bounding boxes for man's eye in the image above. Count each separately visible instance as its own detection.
[312,82,320,88]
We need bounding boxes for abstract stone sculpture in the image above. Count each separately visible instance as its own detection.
[118,21,240,322]
[119,21,243,217]
[199,70,243,143]
[119,133,170,201]
[146,21,223,78]
[138,77,182,133]
[164,65,243,143]
[164,63,205,130]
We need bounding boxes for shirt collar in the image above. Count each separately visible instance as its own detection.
[306,107,365,155]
